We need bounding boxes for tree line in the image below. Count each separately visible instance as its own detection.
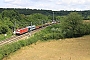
[0,8,90,20]
[0,8,90,37]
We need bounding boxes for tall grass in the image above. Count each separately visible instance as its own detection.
[0,34,12,41]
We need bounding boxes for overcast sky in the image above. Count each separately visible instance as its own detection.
[0,0,90,11]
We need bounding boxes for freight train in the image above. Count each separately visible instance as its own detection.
[15,22,54,35]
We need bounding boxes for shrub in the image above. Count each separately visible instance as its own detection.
[29,36,38,44]
[80,23,90,35]
[0,54,3,60]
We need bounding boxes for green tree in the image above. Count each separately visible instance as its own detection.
[3,17,14,29]
[0,14,2,20]
[27,13,49,25]
[60,12,83,37]
[56,16,66,22]
[0,23,9,34]
[87,15,90,20]
[1,10,20,20]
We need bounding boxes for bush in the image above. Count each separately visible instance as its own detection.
[29,36,38,44]
[19,40,28,47]
[79,23,90,35]
[0,54,3,60]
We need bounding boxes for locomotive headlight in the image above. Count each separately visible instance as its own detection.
[18,30,20,31]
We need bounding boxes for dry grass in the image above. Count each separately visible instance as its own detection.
[83,20,90,23]
[3,35,90,60]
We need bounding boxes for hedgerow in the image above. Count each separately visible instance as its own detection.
[0,35,39,60]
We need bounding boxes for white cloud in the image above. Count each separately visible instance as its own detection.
[58,0,85,5]
[4,0,14,2]
[2,0,90,11]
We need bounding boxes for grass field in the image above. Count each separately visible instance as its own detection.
[3,35,90,60]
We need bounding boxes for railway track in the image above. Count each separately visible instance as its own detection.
[0,27,46,46]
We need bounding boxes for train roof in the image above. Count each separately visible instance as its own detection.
[16,27,28,30]
[26,25,35,28]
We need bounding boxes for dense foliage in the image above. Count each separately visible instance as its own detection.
[0,10,52,40]
[60,12,83,37]
[0,9,90,40]
[0,8,90,20]
[0,10,51,30]
[0,8,90,35]
[27,13,50,25]
[35,12,90,40]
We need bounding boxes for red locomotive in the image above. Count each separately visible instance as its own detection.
[16,28,28,35]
